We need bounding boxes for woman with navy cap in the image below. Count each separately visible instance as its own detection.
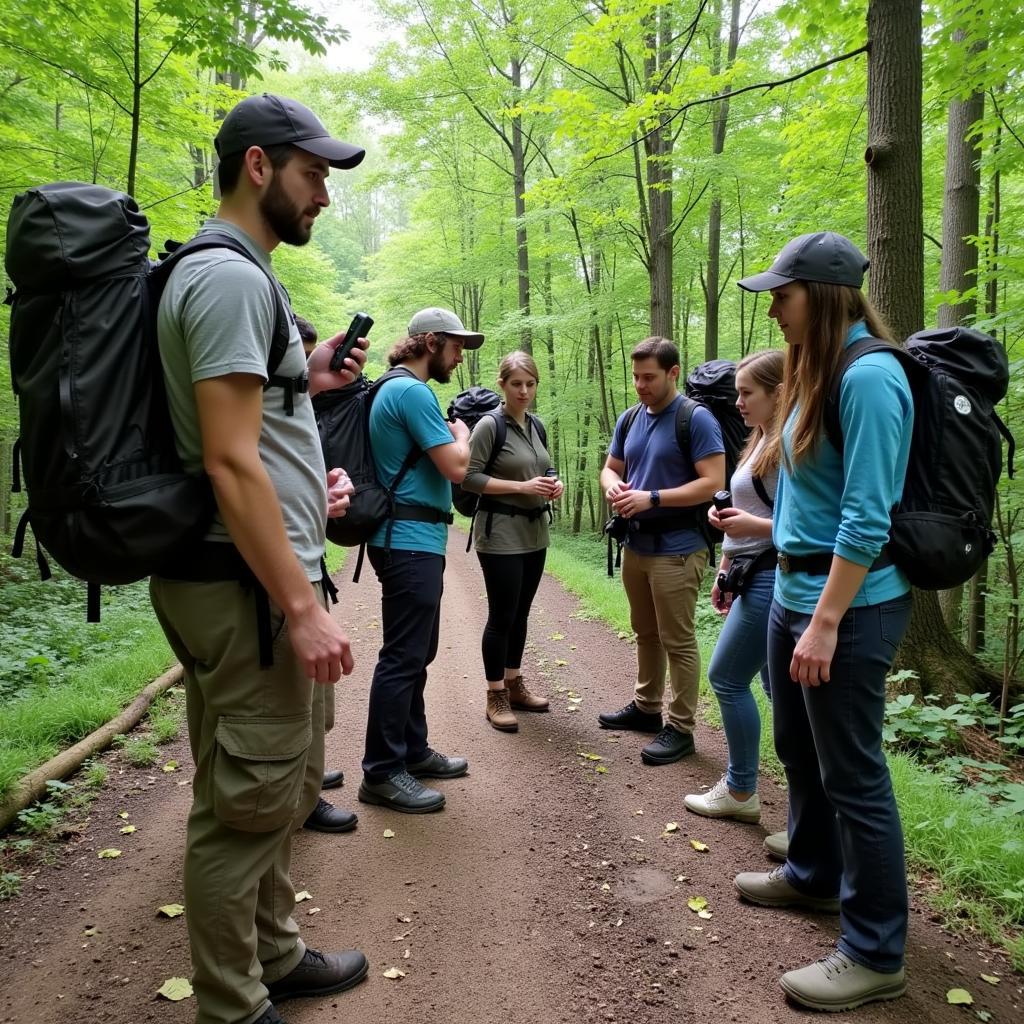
[732,232,914,1012]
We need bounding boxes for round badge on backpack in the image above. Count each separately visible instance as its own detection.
[954,395,972,415]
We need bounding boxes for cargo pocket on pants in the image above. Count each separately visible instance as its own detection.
[213,713,312,832]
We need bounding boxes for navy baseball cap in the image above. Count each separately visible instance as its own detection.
[737,232,869,292]
[215,94,365,170]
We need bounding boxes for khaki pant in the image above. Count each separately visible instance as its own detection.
[150,578,327,1024]
[621,546,707,733]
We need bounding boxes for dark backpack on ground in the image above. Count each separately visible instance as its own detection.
[824,327,1015,590]
[605,360,749,575]
[314,366,453,580]
[446,387,550,549]
[5,182,295,619]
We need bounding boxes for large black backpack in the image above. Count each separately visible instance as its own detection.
[314,366,454,579]
[446,386,548,517]
[5,182,293,617]
[824,328,1015,590]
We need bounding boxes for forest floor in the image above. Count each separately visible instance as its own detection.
[0,534,1021,1024]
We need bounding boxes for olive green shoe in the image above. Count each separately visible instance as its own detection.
[763,830,789,861]
[734,865,839,913]
[780,951,906,1011]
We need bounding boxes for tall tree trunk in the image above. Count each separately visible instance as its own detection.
[644,9,674,337]
[865,0,997,701]
[703,0,740,361]
[936,29,986,632]
[126,0,142,196]
[511,57,532,353]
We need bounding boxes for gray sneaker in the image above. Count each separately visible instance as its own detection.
[358,769,445,814]
[763,830,789,861]
[780,950,906,1011]
[734,865,839,913]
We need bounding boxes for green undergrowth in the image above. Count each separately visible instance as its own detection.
[544,528,1024,970]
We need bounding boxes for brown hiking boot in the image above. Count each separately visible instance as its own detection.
[507,674,549,711]
[486,688,518,731]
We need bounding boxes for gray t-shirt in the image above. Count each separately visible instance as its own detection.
[156,218,327,579]
[722,436,777,560]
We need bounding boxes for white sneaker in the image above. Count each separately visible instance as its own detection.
[684,776,761,823]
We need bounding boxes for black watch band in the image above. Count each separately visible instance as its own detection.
[650,489,661,507]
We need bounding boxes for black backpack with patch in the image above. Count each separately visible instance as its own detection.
[314,366,454,579]
[5,182,294,617]
[824,327,1015,590]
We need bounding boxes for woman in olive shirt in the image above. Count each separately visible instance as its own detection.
[463,352,563,732]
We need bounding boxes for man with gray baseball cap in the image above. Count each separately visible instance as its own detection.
[406,307,485,348]
[737,231,869,292]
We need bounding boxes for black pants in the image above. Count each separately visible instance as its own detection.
[362,548,445,782]
[477,549,547,681]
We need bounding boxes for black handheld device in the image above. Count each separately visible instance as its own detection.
[329,312,373,372]
[712,489,732,512]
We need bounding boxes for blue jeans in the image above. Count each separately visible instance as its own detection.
[706,568,775,792]
[768,594,912,972]
[362,549,445,782]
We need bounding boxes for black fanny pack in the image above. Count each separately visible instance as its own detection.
[717,547,777,599]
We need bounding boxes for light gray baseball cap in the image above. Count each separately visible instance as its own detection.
[408,307,484,349]
[738,232,868,292]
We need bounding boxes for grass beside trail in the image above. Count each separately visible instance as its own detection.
[0,589,174,801]
[545,528,1024,970]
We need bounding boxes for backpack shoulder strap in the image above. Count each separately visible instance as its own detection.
[368,366,424,488]
[481,408,508,477]
[155,234,291,377]
[527,411,548,450]
[825,338,911,454]
[752,474,774,509]
[675,396,699,458]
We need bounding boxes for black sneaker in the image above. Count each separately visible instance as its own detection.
[407,749,469,779]
[303,798,358,833]
[358,769,446,813]
[265,948,368,1002]
[641,725,695,765]
[597,700,663,733]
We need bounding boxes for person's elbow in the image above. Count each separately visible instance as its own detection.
[430,445,469,483]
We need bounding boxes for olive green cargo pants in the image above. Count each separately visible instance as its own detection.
[150,577,328,1024]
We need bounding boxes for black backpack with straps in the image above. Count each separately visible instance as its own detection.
[824,327,1015,590]
[314,366,454,580]
[5,182,299,618]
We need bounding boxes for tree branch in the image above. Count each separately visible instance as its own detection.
[989,88,1024,152]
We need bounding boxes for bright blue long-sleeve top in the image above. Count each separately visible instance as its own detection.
[773,320,914,613]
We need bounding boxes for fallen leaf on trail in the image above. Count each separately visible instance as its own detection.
[403,949,411,959]
[687,897,708,912]
[83,927,98,937]
[119,825,137,834]
[946,989,973,1005]
[631,836,645,843]
[595,765,608,774]
[555,659,568,667]
[157,978,193,1002]
[581,843,589,850]
[295,891,313,903]
[664,822,679,833]
[307,908,321,916]
[117,812,129,820]
[675,875,689,883]
[690,839,709,852]
[98,848,121,859]
[382,968,405,980]
[549,632,565,640]
[393,931,411,941]
[600,883,611,891]
[569,645,577,650]
[578,752,602,761]
[569,696,583,704]
[566,706,579,713]
[975,1011,993,1022]
[383,829,396,839]
[614,919,623,927]
[979,974,1000,985]
[634,809,644,815]
[168,686,185,696]
[162,761,178,773]
[157,904,185,919]
[397,915,412,923]
[697,909,713,920]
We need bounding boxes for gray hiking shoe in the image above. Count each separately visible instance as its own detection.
[734,864,839,913]
[780,950,906,1011]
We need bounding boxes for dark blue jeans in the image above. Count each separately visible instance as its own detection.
[768,594,912,973]
[362,548,445,782]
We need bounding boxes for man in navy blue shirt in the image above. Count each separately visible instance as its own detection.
[598,337,725,764]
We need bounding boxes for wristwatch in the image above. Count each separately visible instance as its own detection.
[650,489,661,507]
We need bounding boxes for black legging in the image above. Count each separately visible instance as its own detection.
[477,549,547,681]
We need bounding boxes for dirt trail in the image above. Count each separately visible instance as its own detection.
[1,533,1021,1024]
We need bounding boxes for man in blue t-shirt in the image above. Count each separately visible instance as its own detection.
[598,337,725,765]
[357,307,481,813]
